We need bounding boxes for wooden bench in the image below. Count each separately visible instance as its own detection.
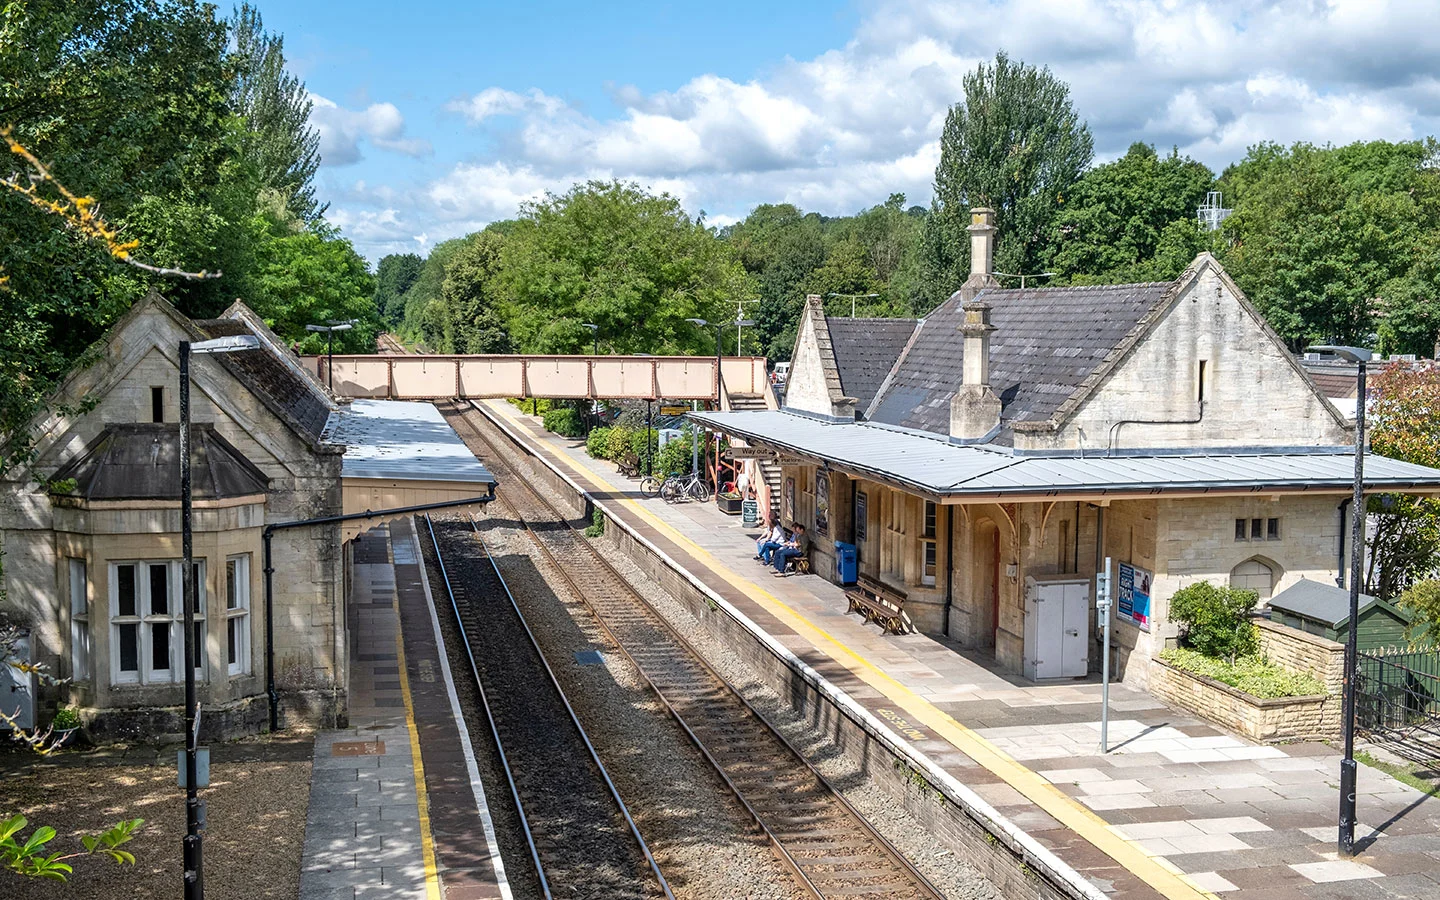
[616,459,639,478]
[846,575,913,635]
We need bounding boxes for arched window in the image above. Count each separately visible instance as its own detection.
[1230,558,1275,600]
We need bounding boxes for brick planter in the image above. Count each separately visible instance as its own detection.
[1149,658,1338,742]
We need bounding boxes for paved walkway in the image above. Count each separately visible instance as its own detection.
[484,400,1440,900]
[299,524,507,900]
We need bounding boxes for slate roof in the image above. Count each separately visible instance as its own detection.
[50,423,269,502]
[193,318,334,442]
[1268,578,1404,628]
[824,317,918,416]
[866,281,1175,436]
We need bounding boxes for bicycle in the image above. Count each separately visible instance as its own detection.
[661,470,711,503]
[639,473,663,497]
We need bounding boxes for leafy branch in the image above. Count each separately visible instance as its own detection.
[1,125,220,281]
[2,815,143,881]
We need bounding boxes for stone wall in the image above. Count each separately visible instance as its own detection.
[1149,658,1338,742]
[1258,619,1345,696]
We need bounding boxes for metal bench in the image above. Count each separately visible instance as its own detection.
[846,575,913,635]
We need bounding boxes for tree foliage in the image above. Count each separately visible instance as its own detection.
[1169,581,1260,662]
[374,253,424,325]
[1367,362,1440,599]
[439,230,512,353]
[1047,143,1216,284]
[925,51,1093,303]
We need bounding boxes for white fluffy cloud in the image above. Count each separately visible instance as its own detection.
[332,0,1440,260]
[310,94,431,166]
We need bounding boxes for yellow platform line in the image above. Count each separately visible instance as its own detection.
[395,618,444,900]
[484,401,1213,900]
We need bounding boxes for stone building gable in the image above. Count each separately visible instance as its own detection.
[782,296,855,419]
[1014,255,1352,452]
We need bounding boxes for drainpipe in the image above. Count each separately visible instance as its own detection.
[261,490,497,732]
[1335,498,1351,588]
[943,505,955,638]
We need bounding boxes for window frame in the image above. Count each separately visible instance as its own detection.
[108,559,205,686]
[68,558,90,681]
[225,554,251,676]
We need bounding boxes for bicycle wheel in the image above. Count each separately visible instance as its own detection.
[639,475,661,497]
[688,480,712,502]
[660,479,682,503]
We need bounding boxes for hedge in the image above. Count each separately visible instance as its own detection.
[1159,648,1326,699]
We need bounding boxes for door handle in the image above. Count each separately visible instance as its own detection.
[1066,629,1079,637]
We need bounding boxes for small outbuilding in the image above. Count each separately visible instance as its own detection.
[1267,578,1413,651]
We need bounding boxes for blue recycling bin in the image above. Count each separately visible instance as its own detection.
[834,541,858,585]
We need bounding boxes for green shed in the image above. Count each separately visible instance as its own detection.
[1268,578,1413,651]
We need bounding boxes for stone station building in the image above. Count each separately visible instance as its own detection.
[0,294,494,739]
[697,209,1440,687]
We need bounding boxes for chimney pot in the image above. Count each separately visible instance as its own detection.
[969,207,996,278]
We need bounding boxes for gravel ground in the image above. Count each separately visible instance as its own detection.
[2,758,310,899]
[469,513,804,900]
[601,544,999,900]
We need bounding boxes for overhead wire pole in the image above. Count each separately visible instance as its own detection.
[306,319,355,390]
[827,291,879,317]
[993,272,1056,289]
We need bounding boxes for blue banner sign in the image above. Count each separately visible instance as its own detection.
[1115,561,1153,632]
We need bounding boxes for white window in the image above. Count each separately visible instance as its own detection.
[225,555,251,676]
[109,560,205,686]
[69,558,90,681]
[921,501,938,586]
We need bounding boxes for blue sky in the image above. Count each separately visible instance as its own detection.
[252,0,1440,263]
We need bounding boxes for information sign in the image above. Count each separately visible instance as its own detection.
[1115,561,1153,632]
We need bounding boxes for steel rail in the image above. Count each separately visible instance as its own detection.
[424,513,674,900]
[422,514,550,899]
[449,401,945,900]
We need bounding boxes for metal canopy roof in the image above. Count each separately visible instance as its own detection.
[326,400,496,485]
[692,410,1440,500]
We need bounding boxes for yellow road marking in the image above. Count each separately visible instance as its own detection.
[395,617,444,900]
[485,400,1213,900]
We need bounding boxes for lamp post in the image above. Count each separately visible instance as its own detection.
[1307,343,1372,857]
[581,322,599,355]
[179,333,261,900]
[826,291,879,318]
[305,320,355,390]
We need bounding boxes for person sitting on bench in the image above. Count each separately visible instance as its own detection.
[755,521,785,564]
[773,523,808,575]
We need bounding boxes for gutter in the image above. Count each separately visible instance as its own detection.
[261,489,497,731]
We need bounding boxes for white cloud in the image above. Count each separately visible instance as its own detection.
[309,94,432,166]
[328,0,1440,260]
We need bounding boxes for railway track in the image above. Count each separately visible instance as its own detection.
[421,513,673,900]
[442,400,947,900]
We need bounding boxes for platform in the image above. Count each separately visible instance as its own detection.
[482,399,1440,900]
[300,522,508,900]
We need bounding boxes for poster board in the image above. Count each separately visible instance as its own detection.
[854,491,867,542]
[1115,561,1153,631]
[814,470,830,535]
[783,476,795,525]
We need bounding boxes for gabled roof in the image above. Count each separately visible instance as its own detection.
[192,313,336,444]
[1268,578,1410,629]
[50,423,269,502]
[824,317,918,416]
[866,280,1174,435]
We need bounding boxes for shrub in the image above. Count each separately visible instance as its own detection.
[1159,647,1326,699]
[585,426,613,459]
[607,426,636,462]
[656,429,694,476]
[583,508,605,538]
[542,406,584,437]
[52,706,81,730]
[508,397,554,416]
[1398,579,1440,647]
[1169,580,1260,660]
[629,428,657,472]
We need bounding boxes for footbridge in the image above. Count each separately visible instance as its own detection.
[303,353,772,405]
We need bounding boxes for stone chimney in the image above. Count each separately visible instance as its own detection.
[950,300,1001,441]
[969,207,996,278]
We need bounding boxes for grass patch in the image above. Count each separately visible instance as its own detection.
[1160,647,1326,699]
[1355,750,1440,794]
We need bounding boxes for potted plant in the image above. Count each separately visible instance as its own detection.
[51,706,82,746]
[717,490,743,515]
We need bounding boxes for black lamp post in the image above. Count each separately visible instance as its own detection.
[306,320,355,390]
[179,333,261,900]
[1308,343,1372,857]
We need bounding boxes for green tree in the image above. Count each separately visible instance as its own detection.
[374,253,424,325]
[1367,362,1440,599]
[500,181,750,354]
[925,51,1093,304]
[440,230,512,353]
[399,237,469,348]
[1047,143,1215,283]
[246,207,378,352]
[229,2,323,222]
[1218,139,1440,348]
[721,203,826,360]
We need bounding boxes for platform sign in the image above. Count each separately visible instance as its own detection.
[1115,561,1153,632]
[730,447,776,459]
[659,406,690,416]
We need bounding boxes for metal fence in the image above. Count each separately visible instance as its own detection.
[1356,647,1440,739]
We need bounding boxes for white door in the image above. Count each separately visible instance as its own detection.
[0,632,33,730]
[1060,582,1090,677]
[1033,588,1064,680]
